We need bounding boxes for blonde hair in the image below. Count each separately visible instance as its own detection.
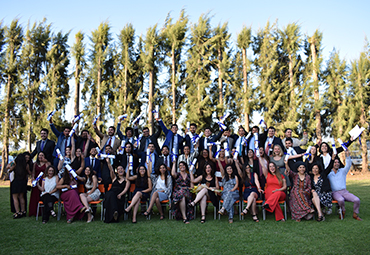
[272,144,284,157]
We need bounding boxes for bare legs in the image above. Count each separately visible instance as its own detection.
[79,193,93,222]
[311,191,324,219]
[145,191,164,217]
[125,192,143,222]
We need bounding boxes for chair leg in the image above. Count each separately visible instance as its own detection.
[284,201,287,220]
[36,203,40,221]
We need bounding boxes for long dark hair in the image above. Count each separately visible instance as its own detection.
[156,163,169,187]
[136,166,149,187]
[85,166,94,185]
[202,163,215,179]
[224,164,235,182]
[14,153,27,180]
[62,171,73,185]
[319,142,333,155]
[241,164,252,184]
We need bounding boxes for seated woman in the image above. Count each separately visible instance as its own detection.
[286,162,324,222]
[8,153,31,218]
[218,163,239,223]
[196,149,216,177]
[104,160,130,223]
[125,165,152,223]
[236,158,262,222]
[143,163,173,219]
[171,159,194,223]
[37,165,59,223]
[79,166,101,223]
[56,167,85,223]
[189,163,219,223]
[29,152,50,217]
[304,146,323,174]
[260,160,287,221]
[311,157,334,216]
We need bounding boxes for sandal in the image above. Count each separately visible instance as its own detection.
[188,202,195,207]
[241,208,249,216]
[42,220,47,224]
[143,211,151,217]
[113,211,119,221]
[13,212,22,219]
[67,218,73,224]
[317,216,325,222]
[218,208,225,215]
[50,210,57,218]
[200,215,206,223]
[124,207,131,213]
[228,218,233,224]
[252,215,259,222]
[183,218,189,224]
[79,207,87,213]
[160,214,164,220]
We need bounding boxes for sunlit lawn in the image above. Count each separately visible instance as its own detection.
[1,178,369,254]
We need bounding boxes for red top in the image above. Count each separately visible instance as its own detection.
[265,172,284,195]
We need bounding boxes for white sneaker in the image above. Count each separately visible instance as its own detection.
[326,208,332,215]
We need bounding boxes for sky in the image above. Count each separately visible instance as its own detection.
[1,0,370,130]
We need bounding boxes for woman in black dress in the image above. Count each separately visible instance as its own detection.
[104,160,130,223]
[8,153,31,218]
[125,165,152,223]
[189,163,219,223]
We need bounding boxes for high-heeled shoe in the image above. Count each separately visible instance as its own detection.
[252,215,259,222]
[87,215,94,223]
[241,208,249,216]
[218,208,225,215]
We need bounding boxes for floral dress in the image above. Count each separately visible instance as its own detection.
[289,171,313,220]
[172,173,194,220]
[221,177,239,219]
[313,176,332,208]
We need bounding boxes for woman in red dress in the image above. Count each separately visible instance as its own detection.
[260,160,287,221]
[29,152,50,216]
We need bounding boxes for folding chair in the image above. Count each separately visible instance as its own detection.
[88,184,105,221]
[36,200,60,221]
[332,200,343,220]
[218,187,241,220]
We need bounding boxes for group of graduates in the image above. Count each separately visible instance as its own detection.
[8,112,363,223]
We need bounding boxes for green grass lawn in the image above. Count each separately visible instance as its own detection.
[1,178,369,255]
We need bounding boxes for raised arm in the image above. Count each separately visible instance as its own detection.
[217,159,225,178]
[208,145,217,163]
[116,122,125,140]
[83,135,91,158]
[258,156,268,178]
[93,125,104,139]
[71,136,76,159]
[235,157,243,178]
[107,158,116,182]
[171,158,178,178]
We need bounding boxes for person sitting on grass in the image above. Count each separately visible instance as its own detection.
[143,163,173,220]
[125,165,152,223]
[327,150,362,221]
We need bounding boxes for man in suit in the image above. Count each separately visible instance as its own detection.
[155,145,172,172]
[262,126,285,156]
[248,125,265,152]
[198,127,223,154]
[220,128,236,153]
[184,123,198,154]
[49,117,72,168]
[141,143,159,175]
[136,126,161,155]
[76,129,98,157]
[31,128,56,163]
[284,138,306,172]
[93,124,121,154]
[115,142,140,176]
[84,147,101,180]
[157,116,184,155]
[116,118,136,145]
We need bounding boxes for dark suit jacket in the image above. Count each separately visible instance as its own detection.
[115,152,140,174]
[84,156,101,178]
[158,120,184,154]
[198,130,223,154]
[155,155,173,172]
[31,139,55,163]
[261,136,285,155]
[287,146,306,171]
[134,128,162,155]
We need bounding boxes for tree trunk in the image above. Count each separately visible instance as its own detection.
[171,47,176,124]
[311,42,321,140]
[96,57,102,145]
[74,65,80,117]
[289,54,294,101]
[27,92,33,152]
[242,48,249,132]
[0,75,11,178]
[124,63,128,112]
[218,47,223,113]
[148,70,154,135]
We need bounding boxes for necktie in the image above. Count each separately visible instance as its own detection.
[108,137,112,146]
[41,140,45,151]
[164,156,168,167]
[91,158,94,168]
